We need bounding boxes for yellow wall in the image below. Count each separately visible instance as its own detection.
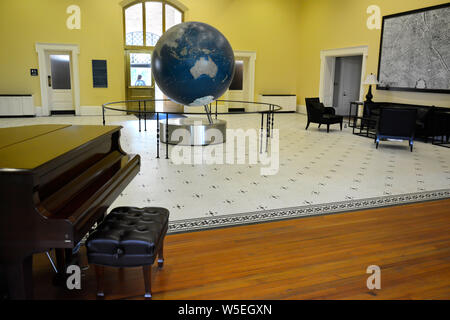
[0,0,125,107]
[0,0,301,108]
[296,0,450,107]
[183,0,301,97]
[0,0,448,109]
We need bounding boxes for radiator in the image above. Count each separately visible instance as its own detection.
[0,95,35,116]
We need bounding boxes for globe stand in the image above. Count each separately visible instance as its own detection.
[204,104,214,124]
[102,98,281,159]
[159,117,227,146]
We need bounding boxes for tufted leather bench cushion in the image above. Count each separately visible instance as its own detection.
[86,207,169,267]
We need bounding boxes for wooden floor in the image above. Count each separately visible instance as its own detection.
[33,199,450,300]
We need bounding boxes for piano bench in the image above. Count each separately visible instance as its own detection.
[86,206,170,299]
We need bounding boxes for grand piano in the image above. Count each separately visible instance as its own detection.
[0,124,140,299]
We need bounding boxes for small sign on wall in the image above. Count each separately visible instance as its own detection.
[30,69,38,76]
[92,60,107,88]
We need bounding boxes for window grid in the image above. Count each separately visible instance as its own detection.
[124,1,183,49]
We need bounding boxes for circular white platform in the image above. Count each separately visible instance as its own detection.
[159,117,227,146]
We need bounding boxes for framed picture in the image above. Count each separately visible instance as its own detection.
[377,3,450,94]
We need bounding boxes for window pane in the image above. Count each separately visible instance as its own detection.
[125,3,143,46]
[50,55,71,89]
[146,2,162,46]
[130,53,151,86]
[229,60,243,90]
[165,4,182,31]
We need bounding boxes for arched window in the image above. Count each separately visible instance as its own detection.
[123,1,184,111]
[124,1,184,48]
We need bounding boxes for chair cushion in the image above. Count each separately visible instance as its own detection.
[86,207,169,267]
[322,114,343,124]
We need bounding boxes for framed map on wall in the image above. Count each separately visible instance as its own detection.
[377,3,450,94]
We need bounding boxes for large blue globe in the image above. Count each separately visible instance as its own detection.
[151,22,235,106]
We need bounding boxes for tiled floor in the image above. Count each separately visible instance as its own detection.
[1,113,449,232]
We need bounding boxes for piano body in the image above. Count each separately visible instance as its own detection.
[0,124,140,299]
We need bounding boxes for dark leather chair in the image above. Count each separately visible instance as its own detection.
[431,109,450,145]
[375,107,417,152]
[364,101,449,142]
[305,98,343,133]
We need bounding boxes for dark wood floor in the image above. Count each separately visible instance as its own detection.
[33,199,450,300]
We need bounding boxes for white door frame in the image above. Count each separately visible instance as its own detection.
[233,50,256,101]
[319,45,368,107]
[120,0,189,11]
[36,43,80,115]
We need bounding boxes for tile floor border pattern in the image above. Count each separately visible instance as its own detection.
[167,188,450,233]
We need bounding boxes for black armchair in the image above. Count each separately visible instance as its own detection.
[375,107,417,152]
[305,98,343,133]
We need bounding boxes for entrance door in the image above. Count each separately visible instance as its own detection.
[225,58,250,110]
[46,51,74,113]
[332,55,363,116]
[125,50,155,112]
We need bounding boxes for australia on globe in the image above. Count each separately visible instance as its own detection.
[151,21,235,106]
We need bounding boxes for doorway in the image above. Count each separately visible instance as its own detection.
[36,43,80,116]
[223,51,256,112]
[319,46,368,117]
[46,51,74,114]
[226,59,247,110]
[125,50,155,112]
[332,56,363,116]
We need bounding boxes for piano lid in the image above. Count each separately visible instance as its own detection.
[0,125,70,150]
[0,125,122,170]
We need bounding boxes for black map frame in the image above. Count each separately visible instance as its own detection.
[377,3,450,94]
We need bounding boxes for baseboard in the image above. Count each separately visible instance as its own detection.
[0,115,35,118]
[33,105,303,116]
[228,107,245,112]
[50,110,76,115]
[32,105,127,116]
[80,105,127,116]
[297,104,306,114]
[35,106,42,116]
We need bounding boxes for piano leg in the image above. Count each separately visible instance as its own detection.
[54,248,80,286]
[4,255,33,299]
[55,248,65,273]
[53,249,65,285]
[65,248,73,265]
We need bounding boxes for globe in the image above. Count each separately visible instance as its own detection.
[151,21,235,106]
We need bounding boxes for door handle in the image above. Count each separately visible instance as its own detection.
[48,75,52,87]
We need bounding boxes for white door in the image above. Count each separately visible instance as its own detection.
[225,58,250,110]
[332,56,362,116]
[46,51,74,111]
